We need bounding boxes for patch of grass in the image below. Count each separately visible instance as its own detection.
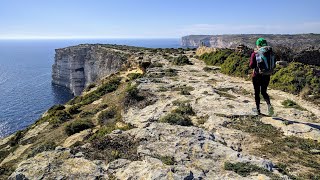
[224,162,277,178]
[97,107,117,124]
[226,115,320,178]
[199,49,233,66]
[8,130,26,147]
[0,161,16,179]
[164,68,178,77]
[160,102,194,126]
[36,109,72,126]
[160,113,193,126]
[85,83,96,92]
[172,103,195,116]
[215,90,237,99]
[203,66,220,73]
[66,104,82,115]
[158,156,175,165]
[74,134,139,163]
[198,115,209,125]
[124,83,145,107]
[177,86,195,96]
[127,73,143,80]
[173,55,192,65]
[68,76,122,106]
[27,141,57,158]
[157,86,169,92]
[47,104,65,113]
[65,119,94,136]
[149,62,163,68]
[0,150,10,162]
[281,99,306,111]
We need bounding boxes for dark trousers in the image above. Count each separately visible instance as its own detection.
[252,75,271,110]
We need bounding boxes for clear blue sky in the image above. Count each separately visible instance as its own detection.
[1,0,320,39]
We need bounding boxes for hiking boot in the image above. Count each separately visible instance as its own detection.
[268,105,274,116]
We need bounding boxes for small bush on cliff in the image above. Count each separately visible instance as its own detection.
[66,104,82,115]
[8,130,26,147]
[69,76,122,106]
[160,102,194,126]
[97,107,117,124]
[65,119,94,136]
[173,55,192,65]
[47,104,65,113]
[224,162,276,178]
[28,141,57,158]
[127,73,143,80]
[85,83,96,92]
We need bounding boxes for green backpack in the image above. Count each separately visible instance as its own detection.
[255,46,275,75]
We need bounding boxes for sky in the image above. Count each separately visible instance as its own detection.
[0,0,320,39]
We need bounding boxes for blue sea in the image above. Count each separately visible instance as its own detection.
[0,38,181,138]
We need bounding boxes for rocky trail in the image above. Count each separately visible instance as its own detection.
[2,49,320,180]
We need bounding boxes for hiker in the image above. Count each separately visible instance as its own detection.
[249,38,275,115]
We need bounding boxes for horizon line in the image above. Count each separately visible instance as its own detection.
[0,36,181,40]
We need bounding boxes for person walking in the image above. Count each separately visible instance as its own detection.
[249,38,275,116]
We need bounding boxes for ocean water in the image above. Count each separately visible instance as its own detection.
[0,38,181,138]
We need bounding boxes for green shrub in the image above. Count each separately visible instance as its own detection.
[47,104,65,113]
[199,49,233,66]
[172,103,195,116]
[65,119,94,136]
[220,53,251,78]
[68,77,122,105]
[127,73,143,80]
[173,55,192,65]
[98,107,117,124]
[66,104,82,115]
[28,141,56,158]
[149,62,163,68]
[281,99,306,111]
[270,62,320,100]
[124,83,144,106]
[85,83,96,92]
[160,113,193,126]
[158,156,175,165]
[8,130,25,147]
[224,162,275,177]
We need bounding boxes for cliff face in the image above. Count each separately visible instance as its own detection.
[52,45,129,95]
[181,34,320,50]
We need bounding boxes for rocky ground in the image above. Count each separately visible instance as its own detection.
[1,48,319,179]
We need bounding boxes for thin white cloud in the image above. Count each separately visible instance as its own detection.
[180,22,320,35]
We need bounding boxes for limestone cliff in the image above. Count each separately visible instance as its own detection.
[181,34,320,50]
[182,34,320,65]
[52,44,130,95]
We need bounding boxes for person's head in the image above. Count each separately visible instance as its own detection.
[256,38,268,48]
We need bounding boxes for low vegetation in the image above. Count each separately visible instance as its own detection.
[27,141,57,158]
[281,99,306,111]
[172,55,192,65]
[226,115,320,179]
[65,119,94,136]
[160,102,194,126]
[73,134,139,163]
[68,76,122,106]
[224,162,277,178]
